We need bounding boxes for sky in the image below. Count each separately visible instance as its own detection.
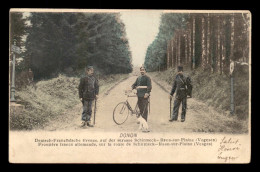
[119,11,162,67]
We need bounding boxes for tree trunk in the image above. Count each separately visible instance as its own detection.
[192,17,196,69]
[244,13,250,63]
[188,24,192,69]
[167,41,170,69]
[230,13,235,61]
[176,31,179,67]
[216,15,221,73]
[171,39,174,68]
[219,15,223,75]
[201,16,207,70]
[185,32,188,65]
[207,14,211,70]
[221,16,226,75]
[178,32,181,66]
[211,15,217,73]
[173,37,176,68]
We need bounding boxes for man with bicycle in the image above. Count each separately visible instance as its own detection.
[132,66,152,121]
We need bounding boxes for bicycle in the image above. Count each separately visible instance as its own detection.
[113,89,150,125]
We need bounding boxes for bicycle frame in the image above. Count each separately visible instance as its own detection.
[125,94,139,115]
[124,90,150,116]
[113,90,150,125]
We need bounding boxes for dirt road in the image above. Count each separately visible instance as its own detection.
[44,75,248,134]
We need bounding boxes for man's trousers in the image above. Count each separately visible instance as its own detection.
[171,97,187,120]
[137,97,149,121]
[82,100,93,122]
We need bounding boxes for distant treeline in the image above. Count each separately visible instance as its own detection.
[10,12,133,80]
[144,13,250,74]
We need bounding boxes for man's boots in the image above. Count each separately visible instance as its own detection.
[80,121,86,127]
[87,121,94,127]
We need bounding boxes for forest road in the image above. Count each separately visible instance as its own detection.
[44,75,248,134]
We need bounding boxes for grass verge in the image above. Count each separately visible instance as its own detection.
[149,66,249,120]
[10,73,129,130]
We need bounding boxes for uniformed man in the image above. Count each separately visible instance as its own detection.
[27,68,34,85]
[78,66,99,127]
[132,66,152,121]
[169,66,188,122]
[27,68,37,90]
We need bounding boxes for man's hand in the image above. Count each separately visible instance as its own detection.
[144,93,149,99]
[96,95,99,99]
[169,95,173,99]
[80,98,83,102]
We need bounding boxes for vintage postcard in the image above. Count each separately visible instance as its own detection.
[9,9,251,163]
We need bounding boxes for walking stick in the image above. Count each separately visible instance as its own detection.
[170,97,172,119]
[94,98,97,125]
[149,97,150,114]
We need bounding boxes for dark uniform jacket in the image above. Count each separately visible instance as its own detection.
[132,75,152,97]
[78,75,99,100]
[170,73,188,99]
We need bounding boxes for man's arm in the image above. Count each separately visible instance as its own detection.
[131,78,138,89]
[146,76,152,94]
[170,79,177,96]
[94,78,99,96]
[78,78,84,99]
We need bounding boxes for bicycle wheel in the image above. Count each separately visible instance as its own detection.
[113,102,130,125]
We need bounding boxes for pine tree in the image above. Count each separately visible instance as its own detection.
[24,12,132,79]
[10,12,27,47]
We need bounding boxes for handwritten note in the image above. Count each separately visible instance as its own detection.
[217,136,241,163]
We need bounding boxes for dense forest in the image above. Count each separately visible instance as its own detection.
[144,13,250,74]
[10,12,133,81]
[144,13,189,72]
[145,12,250,118]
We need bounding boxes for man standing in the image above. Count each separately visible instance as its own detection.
[132,66,152,121]
[27,68,37,89]
[169,66,188,122]
[78,66,99,127]
[27,68,34,85]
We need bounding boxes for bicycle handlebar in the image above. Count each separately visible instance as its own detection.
[124,89,151,98]
[124,89,137,97]
[127,95,137,97]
